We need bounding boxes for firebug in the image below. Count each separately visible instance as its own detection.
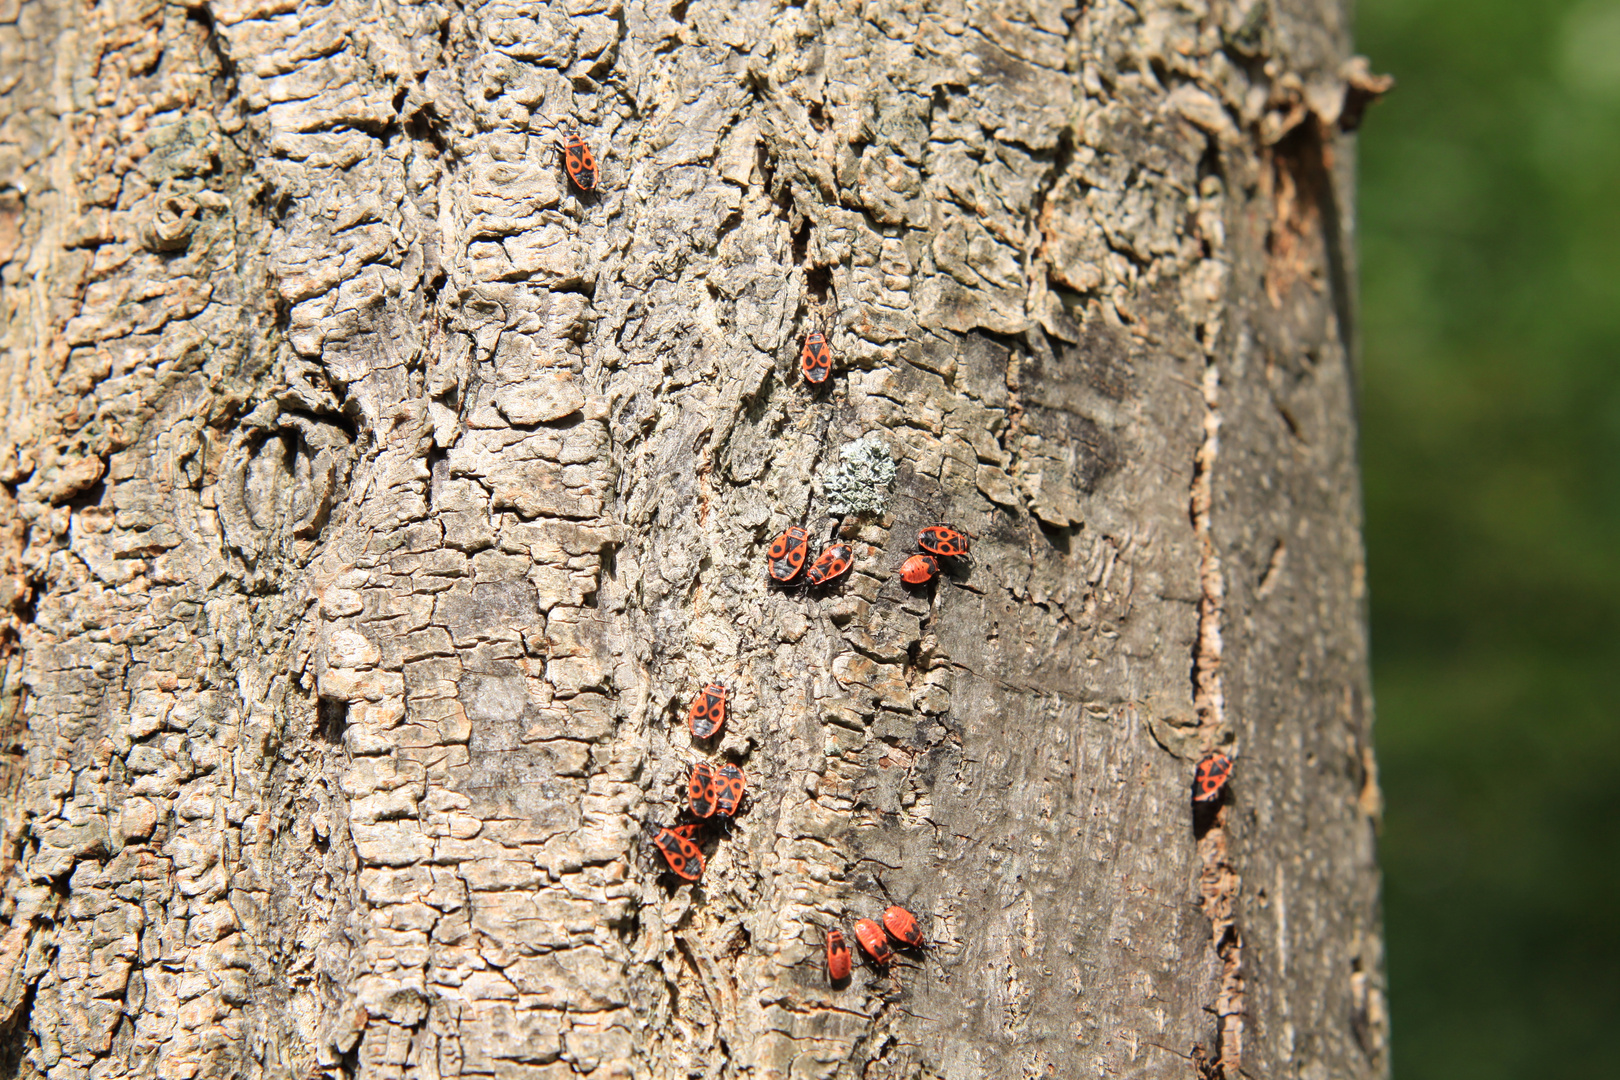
[882,905,925,949]
[688,760,718,818]
[853,918,893,965]
[650,824,704,881]
[805,543,854,586]
[801,332,832,384]
[767,526,812,583]
[561,130,598,192]
[1193,751,1234,803]
[826,929,852,982]
[899,553,939,585]
[917,524,970,558]
[713,763,746,817]
[688,683,727,740]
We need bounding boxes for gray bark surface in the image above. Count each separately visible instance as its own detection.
[0,0,1387,1078]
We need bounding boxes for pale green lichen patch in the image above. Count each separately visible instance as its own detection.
[824,436,897,518]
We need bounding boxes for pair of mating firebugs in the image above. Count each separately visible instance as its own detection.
[898,523,971,586]
[688,759,746,819]
[767,526,854,588]
[825,905,926,983]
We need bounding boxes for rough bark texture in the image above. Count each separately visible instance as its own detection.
[0,0,1387,1078]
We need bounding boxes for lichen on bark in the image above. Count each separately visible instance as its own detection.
[822,437,896,519]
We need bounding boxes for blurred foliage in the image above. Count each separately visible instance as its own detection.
[1357,0,1620,1076]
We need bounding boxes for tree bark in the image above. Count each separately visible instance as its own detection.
[0,0,1387,1077]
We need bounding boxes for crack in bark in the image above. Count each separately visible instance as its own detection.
[1189,358,1243,1076]
[1189,361,1226,749]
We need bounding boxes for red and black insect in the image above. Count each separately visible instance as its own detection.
[853,918,893,965]
[688,683,727,740]
[712,763,746,817]
[1193,751,1234,803]
[882,905,925,949]
[801,332,832,384]
[650,823,704,881]
[767,526,812,583]
[917,524,971,559]
[561,130,598,192]
[688,760,718,817]
[899,553,939,585]
[826,929,852,983]
[805,543,854,587]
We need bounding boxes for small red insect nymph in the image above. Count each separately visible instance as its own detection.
[826,929,852,982]
[853,918,894,965]
[882,905,925,949]
[899,553,939,585]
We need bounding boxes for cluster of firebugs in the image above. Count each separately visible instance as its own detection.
[646,521,975,981]
[559,131,1239,984]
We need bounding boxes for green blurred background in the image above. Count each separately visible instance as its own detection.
[1356,0,1620,1076]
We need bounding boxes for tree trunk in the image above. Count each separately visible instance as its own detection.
[0,0,1388,1077]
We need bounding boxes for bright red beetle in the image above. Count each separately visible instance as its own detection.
[560,130,599,192]
[688,761,718,818]
[713,763,746,817]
